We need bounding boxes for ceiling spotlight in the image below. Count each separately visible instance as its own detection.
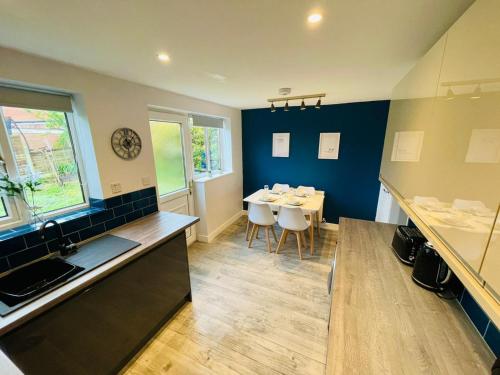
[470,85,481,99]
[300,100,306,110]
[271,102,276,112]
[315,98,321,109]
[445,88,455,101]
[157,53,170,62]
[308,13,323,24]
[284,101,289,112]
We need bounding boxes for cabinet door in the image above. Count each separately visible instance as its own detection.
[426,0,500,272]
[0,233,191,375]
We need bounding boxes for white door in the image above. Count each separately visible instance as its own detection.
[149,111,196,244]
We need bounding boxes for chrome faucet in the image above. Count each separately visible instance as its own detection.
[39,220,78,256]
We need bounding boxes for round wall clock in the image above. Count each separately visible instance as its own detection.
[111,128,142,160]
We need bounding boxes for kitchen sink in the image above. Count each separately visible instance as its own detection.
[0,258,84,307]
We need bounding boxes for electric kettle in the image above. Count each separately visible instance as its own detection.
[412,242,451,291]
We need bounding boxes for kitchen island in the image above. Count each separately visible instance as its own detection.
[0,211,198,375]
[326,218,494,374]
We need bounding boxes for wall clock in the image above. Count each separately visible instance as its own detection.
[111,128,142,160]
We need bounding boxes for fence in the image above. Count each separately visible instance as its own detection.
[11,135,77,183]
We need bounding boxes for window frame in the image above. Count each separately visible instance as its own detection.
[191,123,224,179]
[0,105,89,230]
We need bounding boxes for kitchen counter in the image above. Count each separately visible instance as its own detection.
[326,218,494,374]
[0,211,198,374]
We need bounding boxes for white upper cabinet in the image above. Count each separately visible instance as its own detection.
[380,0,500,277]
[481,213,500,302]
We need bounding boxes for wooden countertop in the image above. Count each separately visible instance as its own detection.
[0,211,198,374]
[326,218,494,375]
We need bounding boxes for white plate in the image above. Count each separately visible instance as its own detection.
[286,200,303,206]
[436,215,472,228]
[259,196,277,202]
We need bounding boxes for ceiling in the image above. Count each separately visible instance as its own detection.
[0,0,473,109]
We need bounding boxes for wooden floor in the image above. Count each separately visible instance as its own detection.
[327,219,495,374]
[123,217,336,375]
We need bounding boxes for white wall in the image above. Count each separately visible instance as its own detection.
[0,46,243,228]
[194,172,243,242]
[375,183,408,225]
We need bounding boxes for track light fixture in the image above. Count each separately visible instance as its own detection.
[445,88,455,101]
[267,93,325,112]
[470,85,481,100]
[315,98,321,109]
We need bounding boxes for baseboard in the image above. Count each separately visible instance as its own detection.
[197,210,243,243]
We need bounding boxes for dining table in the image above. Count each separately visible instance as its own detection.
[243,188,325,254]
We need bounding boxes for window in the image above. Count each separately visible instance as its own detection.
[190,115,223,177]
[0,197,7,218]
[0,86,87,227]
[150,120,187,196]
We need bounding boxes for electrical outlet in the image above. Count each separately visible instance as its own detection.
[110,182,122,194]
[141,176,151,186]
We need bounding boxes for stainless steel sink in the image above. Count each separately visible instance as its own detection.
[0,258,84,306]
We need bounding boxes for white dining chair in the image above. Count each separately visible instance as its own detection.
[297,185,322,239]
[247,202,278,252]
[272,183,290,193]
[297,185,316,196]
[276,206,311,260]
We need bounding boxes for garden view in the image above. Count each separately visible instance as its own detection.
[1,106,85,215]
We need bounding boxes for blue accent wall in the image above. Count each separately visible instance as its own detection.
[242,100,390,223]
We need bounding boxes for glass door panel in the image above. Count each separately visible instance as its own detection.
[150,121,187,196]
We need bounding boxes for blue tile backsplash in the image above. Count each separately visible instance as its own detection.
[484,321,500,357]
[0,187,158,273]
[459,287,500,356]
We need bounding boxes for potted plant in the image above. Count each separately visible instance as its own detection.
[0,174,43,225]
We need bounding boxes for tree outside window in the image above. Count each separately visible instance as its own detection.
[191,125,222,177]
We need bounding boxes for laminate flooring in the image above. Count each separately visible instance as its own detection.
[124,217,336,375]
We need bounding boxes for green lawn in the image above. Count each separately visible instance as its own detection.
[0,181,84,219]
[34,180,85,213]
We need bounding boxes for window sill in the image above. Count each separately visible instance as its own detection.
[0,206,104,241]
[193,171,233,183]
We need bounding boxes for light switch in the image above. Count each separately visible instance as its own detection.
[141,176,151,186]
[110,182,122,194]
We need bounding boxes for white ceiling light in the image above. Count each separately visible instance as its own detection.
[157,53,170,62]
[307,13,323,24]
[279,88,292,96]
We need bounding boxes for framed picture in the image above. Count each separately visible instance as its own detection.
[391,131,424,162]
[318,133,340,159]
[272,133,290,157]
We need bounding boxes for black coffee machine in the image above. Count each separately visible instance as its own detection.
[412,242,452,292]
